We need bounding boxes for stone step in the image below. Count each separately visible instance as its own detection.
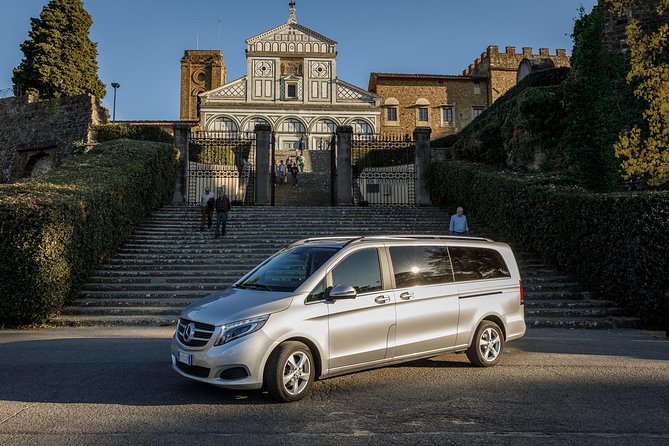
[62,306,185,316]
[50,315,179,327]
[525,307,628,318]
[80,283,229,292]
[50,204,638,328]
[524,299,615,309]
[65,298,200,308]
[526,316,640,329]
[79,290,213,299]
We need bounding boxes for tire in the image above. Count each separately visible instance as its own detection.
[264,341,315,402]
[466,320,504,367]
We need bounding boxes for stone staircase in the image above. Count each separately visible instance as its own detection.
[274,149,331,206]
[51,206,638,328]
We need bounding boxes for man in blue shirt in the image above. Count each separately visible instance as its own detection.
[449,206,469,236]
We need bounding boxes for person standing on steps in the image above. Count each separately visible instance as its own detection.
[298,136,305,155]
[449,206,469,236]
[291,163,299,186]
[278,160,286,185]
[200,186,215,231]
[298,153,305,172]
[214,188,232,238]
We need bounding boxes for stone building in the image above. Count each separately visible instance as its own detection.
[368,73,489,139]
[369,45,570,139]
[182,3,379,150]
[463,45,571,104]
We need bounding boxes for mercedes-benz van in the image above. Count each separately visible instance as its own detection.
[171,235,526,402]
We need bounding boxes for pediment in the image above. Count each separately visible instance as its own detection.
[246,23,337,54]
[201,77,246,99]
[335,79,379,105]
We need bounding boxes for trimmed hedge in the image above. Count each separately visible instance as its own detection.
[95,123,173,144]
[0,140,179,326]
[428,160,669,326]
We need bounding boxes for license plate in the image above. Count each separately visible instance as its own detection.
[177,351,192,366]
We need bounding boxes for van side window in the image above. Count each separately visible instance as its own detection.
[389,246,454,288]
[449,247,511,282]
[331,249,382,294]
[306,279,326,303]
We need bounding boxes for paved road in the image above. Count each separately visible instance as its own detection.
[0,327,668,445]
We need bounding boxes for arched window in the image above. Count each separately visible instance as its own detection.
[312,118,337,134]
[242,117,271,132]
[277,118,306,134]
[350,119,374,135]
[209,117,238,132]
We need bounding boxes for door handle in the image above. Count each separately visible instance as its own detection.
[374,295,391,304]
[399,291,414,300]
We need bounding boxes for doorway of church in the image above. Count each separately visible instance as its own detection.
[271,131,332,206]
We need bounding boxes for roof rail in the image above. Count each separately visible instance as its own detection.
[362,234,494,242]
[289,236,359,248]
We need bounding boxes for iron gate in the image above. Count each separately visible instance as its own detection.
[187,131,256,206]
[351,134,416,207]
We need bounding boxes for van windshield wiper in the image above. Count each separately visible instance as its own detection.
[237,283,273,291]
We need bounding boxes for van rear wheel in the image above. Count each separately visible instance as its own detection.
[265,341,315,402]
[467,321,504,367]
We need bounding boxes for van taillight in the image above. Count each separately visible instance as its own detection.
[519,279,525,305]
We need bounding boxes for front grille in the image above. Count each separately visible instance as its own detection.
[177,318,216,347]
[176,361,211,378]
[220,367,249,381]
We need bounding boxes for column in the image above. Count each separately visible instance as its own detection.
[255,123,272,205]
[172,122,189,205]
[335,125,353,206]
[413,126,433,206]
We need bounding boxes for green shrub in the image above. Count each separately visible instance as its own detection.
[451,68,570,169]
[428,160,669,326]
[0,140,178,326]
[189,143,240,167]
[431,134,458,148]
[353,146,415,173]
[95,123,173,144]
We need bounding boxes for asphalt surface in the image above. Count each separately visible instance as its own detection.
[0,327,668,445]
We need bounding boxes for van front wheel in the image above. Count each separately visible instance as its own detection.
[467,321,504,367]
[265,341,315,402]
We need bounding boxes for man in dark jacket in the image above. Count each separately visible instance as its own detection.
[214,188,232,238]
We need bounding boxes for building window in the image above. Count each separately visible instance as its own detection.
[418,107,429,122]
[442,106,454,124]
[473,107,484,118]
[387,107,398,122]
[474,82,481,95]
[287,83,297,98]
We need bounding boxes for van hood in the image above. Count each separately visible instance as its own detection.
[180,287,294,326]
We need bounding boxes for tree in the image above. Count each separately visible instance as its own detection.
[606,0,669,188]
[12,0,106,99]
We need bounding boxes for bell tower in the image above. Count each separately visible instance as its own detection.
[180,50,226,121]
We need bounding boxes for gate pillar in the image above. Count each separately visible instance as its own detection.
[255,124,272,205]
[414,126,433,206]
[172,122,189,205]
[336,125,353,206]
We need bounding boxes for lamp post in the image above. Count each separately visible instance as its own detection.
[111,83,120,122]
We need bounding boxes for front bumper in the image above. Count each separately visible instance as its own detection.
[170,329,275,390]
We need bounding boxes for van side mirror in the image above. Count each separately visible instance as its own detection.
[329,284,357,300]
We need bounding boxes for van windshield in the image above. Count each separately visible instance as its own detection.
[235,246,340,292]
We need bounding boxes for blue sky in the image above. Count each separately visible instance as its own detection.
[0,0,598,120]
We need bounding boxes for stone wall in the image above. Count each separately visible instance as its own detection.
[464,45,570,104]
[0,94,106,183]
[370,75,488,139]
[602,0,667,55]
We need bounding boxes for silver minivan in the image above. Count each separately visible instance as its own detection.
[171,235,526,402]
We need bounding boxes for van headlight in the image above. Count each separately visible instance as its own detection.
[214,315,269,346]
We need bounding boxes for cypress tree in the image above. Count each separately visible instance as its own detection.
[12,0,106,99]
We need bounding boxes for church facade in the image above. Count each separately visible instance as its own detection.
[183,3,379,151]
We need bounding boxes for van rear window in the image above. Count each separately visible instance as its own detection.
[449,247,510,282]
